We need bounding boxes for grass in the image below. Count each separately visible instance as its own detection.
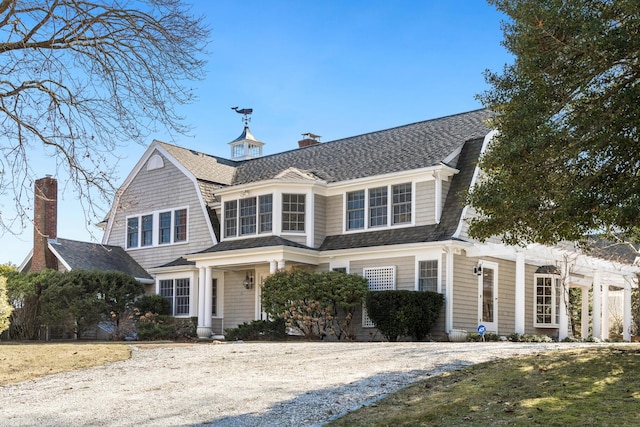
[0,342,131,385]
[328,346,640,427]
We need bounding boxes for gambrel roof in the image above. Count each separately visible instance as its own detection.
[232,109,492,184]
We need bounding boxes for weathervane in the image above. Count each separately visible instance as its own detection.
[231,106,253,126]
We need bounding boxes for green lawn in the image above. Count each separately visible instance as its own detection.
[328,346,640,426]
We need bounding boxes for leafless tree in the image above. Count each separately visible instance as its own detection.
[0,0,209,234]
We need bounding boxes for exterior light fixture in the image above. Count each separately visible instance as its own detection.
[243,272,254,289]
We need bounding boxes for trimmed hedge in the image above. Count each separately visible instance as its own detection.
[224,318,288,341]
[365,290,444,341]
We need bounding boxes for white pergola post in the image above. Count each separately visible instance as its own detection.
[277,260,285,270]
[592,271,602,340]
[623,278,632,342]
[445,248,454,333]
[204,267,213,331]
[270,260,278,274]
[558,280,569,341]
[514,252,525,335]
[581,286,589,339]
[196,267,210,339]
[601,281,609,341]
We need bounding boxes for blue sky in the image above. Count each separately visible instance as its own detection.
[2,1,511,266]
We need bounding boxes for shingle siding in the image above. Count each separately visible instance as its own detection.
[325,195,343,236]
[415,180,436,226]
[314,194,326,249]
[106,152,215,269]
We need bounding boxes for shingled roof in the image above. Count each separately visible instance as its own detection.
[232,109,492,185]
[48,238,152,280]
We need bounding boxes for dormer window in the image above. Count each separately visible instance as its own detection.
[282,193,305,232]
[346,183,412,231]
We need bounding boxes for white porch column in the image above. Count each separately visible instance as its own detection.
[514,252,525,335]
[581,287,589,339]
[601,281,609,341]
[270,260,278,274]
[592,271,602,339]
[277,260,285,270]
[558,281,569,341]
[623,278,632,342]
[204,267,213,330]
[196,267,210,339]
[445,248,454,333]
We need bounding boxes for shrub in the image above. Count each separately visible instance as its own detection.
[0,276,12,335]
[261,269,368,340]
[134,294,171,316]
[136,313,195,340]
[365,290,444,341]
[468,332,500,342]
[224,318,287,341]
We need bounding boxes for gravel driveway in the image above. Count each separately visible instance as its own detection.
[0,341,597,426]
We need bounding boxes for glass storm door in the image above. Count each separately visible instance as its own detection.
[478,263,498,332]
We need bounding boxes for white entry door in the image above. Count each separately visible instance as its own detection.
[478,262,498,332]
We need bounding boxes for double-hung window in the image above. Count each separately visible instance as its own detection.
[369,187,388,228]
[392,183,412,225]
[259,194,273,233]
[282,193,305,232]
[141,215,153,246]
[346,190,365,230]
[159,278,190,316]
[126,208,188,249]
[418,260,438,292]
[240,198,257,235]
[534,267,562,328]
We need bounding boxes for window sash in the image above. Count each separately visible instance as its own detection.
[174,209,187,242]
[159,212,171,244]
[160,278,190,316]
[259,194,273,233]
[239,198,257,235]
[282,193,305,232]
[418,260,438,292]
[224,201,238,237]
[392,183,412,225]
[141,214,153,246]
[347,190,365,230]
[127,218,139,248]
[369,187,388,227]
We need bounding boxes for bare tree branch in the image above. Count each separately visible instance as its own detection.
[0,0,209,238]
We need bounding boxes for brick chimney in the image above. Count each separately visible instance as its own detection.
[298,132,321,148]
[32,176,58,272]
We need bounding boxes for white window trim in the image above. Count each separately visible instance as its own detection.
[343,182,415,233]
[533,273,561,328]
[125,206,189,250]
[415,255,441,293]
[157,276,191,318]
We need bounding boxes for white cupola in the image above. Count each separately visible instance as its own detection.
[229,107,264,160]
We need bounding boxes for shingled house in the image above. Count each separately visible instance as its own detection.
[90,109,639,341]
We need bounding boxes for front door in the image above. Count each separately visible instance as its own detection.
[478,262,498,332]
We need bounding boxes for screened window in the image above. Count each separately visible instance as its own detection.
[362,266,396,327]
[127,217,139,248]
[346,190,365,230]
[159,278,190,316]
[419,260,438,292]
[534,274,561,327]
[259,194,273,233]
[240,198,257,235]
[369,187,388,228]
[282,193,305,232]
[392,183,412,225]
[141,215,153,247]
[224,200,238,237]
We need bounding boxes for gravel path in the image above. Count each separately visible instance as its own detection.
[0,341,599,426]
